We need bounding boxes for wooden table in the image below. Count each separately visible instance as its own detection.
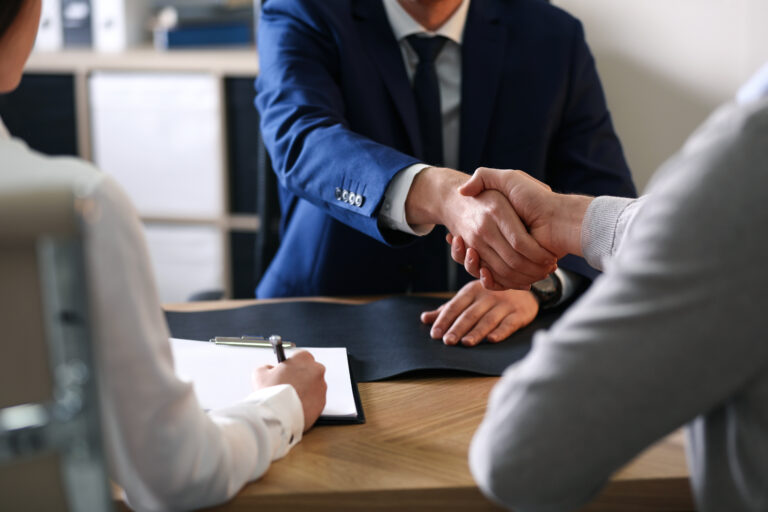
[156,299,694,511]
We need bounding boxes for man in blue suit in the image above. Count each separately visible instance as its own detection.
[255,0,636,343]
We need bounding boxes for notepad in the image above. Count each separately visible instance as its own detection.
[169,338,362,423]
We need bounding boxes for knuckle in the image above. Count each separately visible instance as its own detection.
[463,311,480,325]
[434,315,450,330]
[443,301,460,316]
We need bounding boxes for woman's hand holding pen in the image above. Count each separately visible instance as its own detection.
[253,351,327,431]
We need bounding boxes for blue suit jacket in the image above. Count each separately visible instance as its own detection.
[255,0,636,298]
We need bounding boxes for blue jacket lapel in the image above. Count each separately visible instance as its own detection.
[460,0,505,172]
[352,0,422,159]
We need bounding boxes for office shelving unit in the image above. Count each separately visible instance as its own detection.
[22,47,265,300]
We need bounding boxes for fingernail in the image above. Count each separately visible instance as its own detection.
[432,327,444,339]
[444,333,457,344]
[462,336,475,345]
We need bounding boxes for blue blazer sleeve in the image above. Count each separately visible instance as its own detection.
[256,1,420,245]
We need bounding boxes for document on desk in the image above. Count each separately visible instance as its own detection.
[169,338,364,424]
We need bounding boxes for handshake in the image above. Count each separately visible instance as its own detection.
[408,166,594,291]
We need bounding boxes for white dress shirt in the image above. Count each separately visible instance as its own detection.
[379,0,470,235]
[0,125,304,511]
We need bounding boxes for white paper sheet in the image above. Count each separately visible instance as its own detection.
[169,338,358,418]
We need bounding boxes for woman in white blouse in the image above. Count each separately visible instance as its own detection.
[0,1,327,510]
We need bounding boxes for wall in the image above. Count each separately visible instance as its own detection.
[552,0,768,190]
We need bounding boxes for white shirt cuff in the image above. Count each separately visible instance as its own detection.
[218,384,304,462]
[379,163,436,236]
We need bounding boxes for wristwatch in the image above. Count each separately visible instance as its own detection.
[530,272,563,309]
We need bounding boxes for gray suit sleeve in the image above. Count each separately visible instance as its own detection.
[469,101,768,512]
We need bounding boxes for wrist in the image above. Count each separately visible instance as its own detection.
[551,194,593,257]
[405,167,468,226]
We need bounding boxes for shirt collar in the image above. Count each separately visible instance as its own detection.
[0,117,9,139]
[382,0,470,45]
[737,61,768,105]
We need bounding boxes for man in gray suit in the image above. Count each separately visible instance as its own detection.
[448,62,768,512]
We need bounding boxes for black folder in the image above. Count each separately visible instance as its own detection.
[166,296,563,383]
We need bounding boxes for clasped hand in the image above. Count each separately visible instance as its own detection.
[406,167,557,290]
[442,187,557,289]
[450,167,589,290]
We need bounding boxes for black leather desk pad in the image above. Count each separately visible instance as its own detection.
[165,296,562,382]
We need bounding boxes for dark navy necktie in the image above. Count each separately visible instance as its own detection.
[407,35,448,167]
[407,35,461,291]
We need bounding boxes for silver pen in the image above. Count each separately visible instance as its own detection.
[209,335,296,348]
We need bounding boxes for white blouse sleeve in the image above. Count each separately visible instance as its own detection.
[85,176,303,512]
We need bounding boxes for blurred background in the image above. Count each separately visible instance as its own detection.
[554,0,768,189]
[1,0,766,302]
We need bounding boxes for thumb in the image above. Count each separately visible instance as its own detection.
[458,168,488,197]
[459,167,502,197]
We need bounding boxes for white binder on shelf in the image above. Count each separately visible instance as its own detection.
[35,0,63,52]
[92,0,151,52]
[61,0,92,47]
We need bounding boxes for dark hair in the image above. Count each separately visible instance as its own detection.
[0,0,25,41]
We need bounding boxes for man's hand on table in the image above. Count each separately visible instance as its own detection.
[421,280,538,346]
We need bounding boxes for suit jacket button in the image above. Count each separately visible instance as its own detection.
[335,187,343,200]
[348,193,357,205]
[355,195,363,207]
[342,189,349,201]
